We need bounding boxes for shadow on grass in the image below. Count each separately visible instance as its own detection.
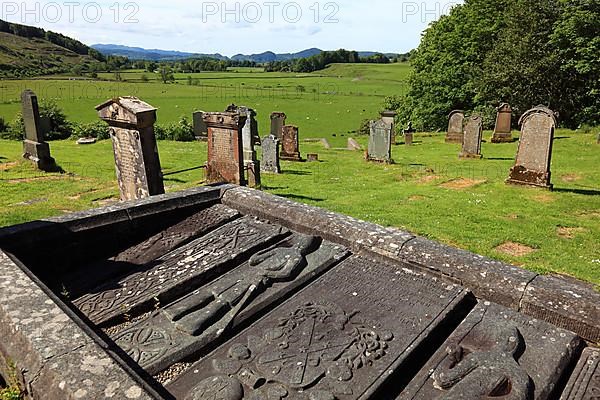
[554,187,600,196]
[164,177,187,183]
[283,170,311,176]
[555,136,571,140]
[486,157,514,161]
[261,185,288,191]
[0,156,7,161]
[278,193,325,202]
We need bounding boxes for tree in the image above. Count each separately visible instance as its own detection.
[159,66,175,83]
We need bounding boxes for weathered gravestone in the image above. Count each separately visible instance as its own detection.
[203,112,247,186]
[405,132,414,146]
[168,255,472,399]
[381,110,398,145]
[446,110,465,144]
[96,96,164,201]
[226,104,261,188]
[261,135,281,174]
[559,348,599,399]
[192,110,208,140]
[270,112,287,139]
[307,153,319,162]
[21,90,56,171]
[507,105,557,190]
[399,301,582,400]
[492,103,513,143]
[348,138,362,151]
[460,115,483,159]
[367,119,392,163]
[280,125,302,162]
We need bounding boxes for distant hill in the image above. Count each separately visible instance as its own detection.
[92,44,400,63]
[0,19,102,77]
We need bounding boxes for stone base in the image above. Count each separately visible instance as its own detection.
[507,166,552,190]
[491,133,513,143]
[23,140,56,172]
[445,133,463,144]
[459,152,483,159]
[280,152,302,162]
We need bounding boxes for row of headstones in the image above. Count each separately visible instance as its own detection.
[367,104,558,190]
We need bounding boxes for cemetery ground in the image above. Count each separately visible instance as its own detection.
[0,131,599,288]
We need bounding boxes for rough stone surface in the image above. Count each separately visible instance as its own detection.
[460,115,483,159]
[446,110,464,144]
[0,250,157,400]
[192,111,207,139]
[520,275,600,343]
[21,90,56,171]
[168,255,471,399]
[204,112,246,185]
[367,119,392,163]
[96,97,164,201]
[404,133,413,146]
[280,125,302,162]
[399,301,582,400]
[225,104,260,165]
[381,110,397,144]
[221,186,415,258]
[261,135,281,174]
[560,347,600,400]
[112,235,349,374]
[73,216,289,325]
[507,105,557,189]
[307,153,319,162]
[270,112,287,140]
[492,103,513,143]
[347,138,362,151]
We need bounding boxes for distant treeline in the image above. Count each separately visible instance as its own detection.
[142,58,259,73]
[0,19,104,61]
[265,49,411,73]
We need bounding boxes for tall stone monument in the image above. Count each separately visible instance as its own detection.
[507,105,557,190]
[261,135,281,174]
[96,97,164,201]
[280,125,302,162]
[460,115,483,159]
[446,110,465,144]
[367,119,393,163]
[21,90,56,171]
[226,104,261,188]
[492,103,513,143]
[203,112,246,185]
[381,110,398,145]
[192,110,208,141]
[270,112,287,139]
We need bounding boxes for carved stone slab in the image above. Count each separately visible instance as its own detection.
[73,216,289,325]
[110,127,152,201]
[280,125,302,162]
[460,116,483,159]
[21,90,56,171]
[492,103,513,143]
[261,135,281,174]
[204,112,247,186]
[270,112,287,139]
[560,348,600,400]
[193,111,208,139]
[507,106,557,189]
[446,110,464,144]
[368,119,392,163]
[112,235,349,374]
[168,255,471,399]
[399,301,582,400]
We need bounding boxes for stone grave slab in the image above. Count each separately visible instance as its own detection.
[367,119,392,163]
[559,347,599,400]
[381,110,398,144]
[492,103,513,143]
[270,112,287,139]
[348,138,362,151]
[460,115,483,159]
[398,301,582,400]
[507,106,556,189]
[167,255,472,399]
[281,125,302,162]
[307,153,319,162]
[193,111,208,140]
[446,110,464,144]
[261,135,281,174]
[65,204,240,298]
[21,89,56,171]
[112,234,349,374]
[73,216,289,325]
[204,112,246,186]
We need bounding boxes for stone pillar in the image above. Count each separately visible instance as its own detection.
[492,103,513,143]
[507,106,557,190]
[460,116,483,159]
[405,133,414,146]
[193,110,208,141]
[96,96,165,201]
[381,110,397,145]
[261,135,281,174]
[225,104,261,188]
[21,90,56,171]
[270,112,287,140]
[446,110,465,144]
[280,125,302,162]
[203,112,246,186]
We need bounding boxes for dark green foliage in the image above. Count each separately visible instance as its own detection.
[7,102,72,141]
[265,49,402,73]
[72,122,110,140]
[0,117,8,133]
[358,119,372,135]
[155,117,195,141]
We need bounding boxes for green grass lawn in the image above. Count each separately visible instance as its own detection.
[1,131,599,286]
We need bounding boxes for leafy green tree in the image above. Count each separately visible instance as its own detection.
[159,66,175,83]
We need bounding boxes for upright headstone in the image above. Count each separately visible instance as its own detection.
[507,105,557,190]
[192,110,208,141]
[21,90,56,171]
[261,135,281,174]
[270,112,287,140]
[306,153,319,162]
[225,104,260,165]
[96,97,164,201]
[367,119,392,163]
[405,132,414,146]
[446,110,465,144]
[203,112,246,185]
[492,103,513,143]
[381,110,397,144]
[280,125,302,162]
[460,115,483,159]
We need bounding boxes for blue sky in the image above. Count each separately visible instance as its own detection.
[2,1,461,55]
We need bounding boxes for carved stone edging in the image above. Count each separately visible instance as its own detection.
[219,186,600,343]
[0,250,158,400]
